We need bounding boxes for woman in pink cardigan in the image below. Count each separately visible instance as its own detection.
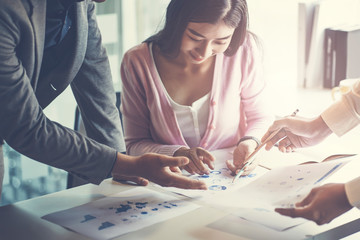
[120,0,273,176]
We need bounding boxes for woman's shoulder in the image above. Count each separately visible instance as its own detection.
[244,33,264,58]
[123,42,151,62]
[229,32,263,61]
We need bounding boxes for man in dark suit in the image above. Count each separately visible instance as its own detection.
[0,0,206,199]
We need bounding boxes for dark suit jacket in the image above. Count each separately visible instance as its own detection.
[0,0,125,184]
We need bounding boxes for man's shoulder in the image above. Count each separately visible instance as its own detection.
[0,0,25,15]
[0,0,44,22]
[0,0,21,7]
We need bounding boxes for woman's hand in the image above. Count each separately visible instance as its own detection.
[262,115,333,153]
[173,147,215,175]
[226,139,258,175]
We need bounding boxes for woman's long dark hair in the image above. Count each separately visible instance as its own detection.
[146,0,249,58]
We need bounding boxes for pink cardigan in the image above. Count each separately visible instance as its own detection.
[120,35,274,157]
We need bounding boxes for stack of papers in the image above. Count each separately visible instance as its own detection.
[42,148,355,239]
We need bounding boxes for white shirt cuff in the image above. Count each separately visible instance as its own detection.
[345,176,360,208]
[321,98,360,137]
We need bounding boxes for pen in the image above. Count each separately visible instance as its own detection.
[232,109,299,183]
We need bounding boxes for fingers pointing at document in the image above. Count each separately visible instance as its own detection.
[174,147,215,175]
[262,115,332,153]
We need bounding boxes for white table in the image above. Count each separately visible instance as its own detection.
[1,145,360,240]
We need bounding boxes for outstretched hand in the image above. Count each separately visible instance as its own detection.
[262,115,332,153]
[275,183,352,225]
[112,152,207,190]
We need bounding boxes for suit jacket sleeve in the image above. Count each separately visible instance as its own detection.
[71,2,126,153]
[0,0,119,184]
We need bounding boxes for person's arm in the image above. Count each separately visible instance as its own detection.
[227,34,274,173]
[120,46,185,157]
[71,1,125,153]
[240,34,274,141]
[345,176,360,209]
[321,79,360,137]
[263,79,360,152]
[263,115,333,152]
[0,1,118,184]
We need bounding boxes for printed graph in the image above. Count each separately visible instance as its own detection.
[167,163,268,201]
[219,159,350,209]
[42,188,199,240]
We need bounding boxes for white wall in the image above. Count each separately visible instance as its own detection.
[247,0,300,116]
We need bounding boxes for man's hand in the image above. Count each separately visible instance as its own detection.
[275,183,352,225]
[112,152,207,190]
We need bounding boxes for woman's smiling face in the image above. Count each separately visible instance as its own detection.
[179,21,235,64]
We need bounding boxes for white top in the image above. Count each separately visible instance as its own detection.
[148,42,210,148]
[321,79,360,208]
[166,93,210,148]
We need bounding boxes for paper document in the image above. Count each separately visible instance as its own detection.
[42,188,199,240]
[165,148,268,202]
[257,147,356,170]
[217,157,352,209]
[207,157,353,233]
[209,207,306,233]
